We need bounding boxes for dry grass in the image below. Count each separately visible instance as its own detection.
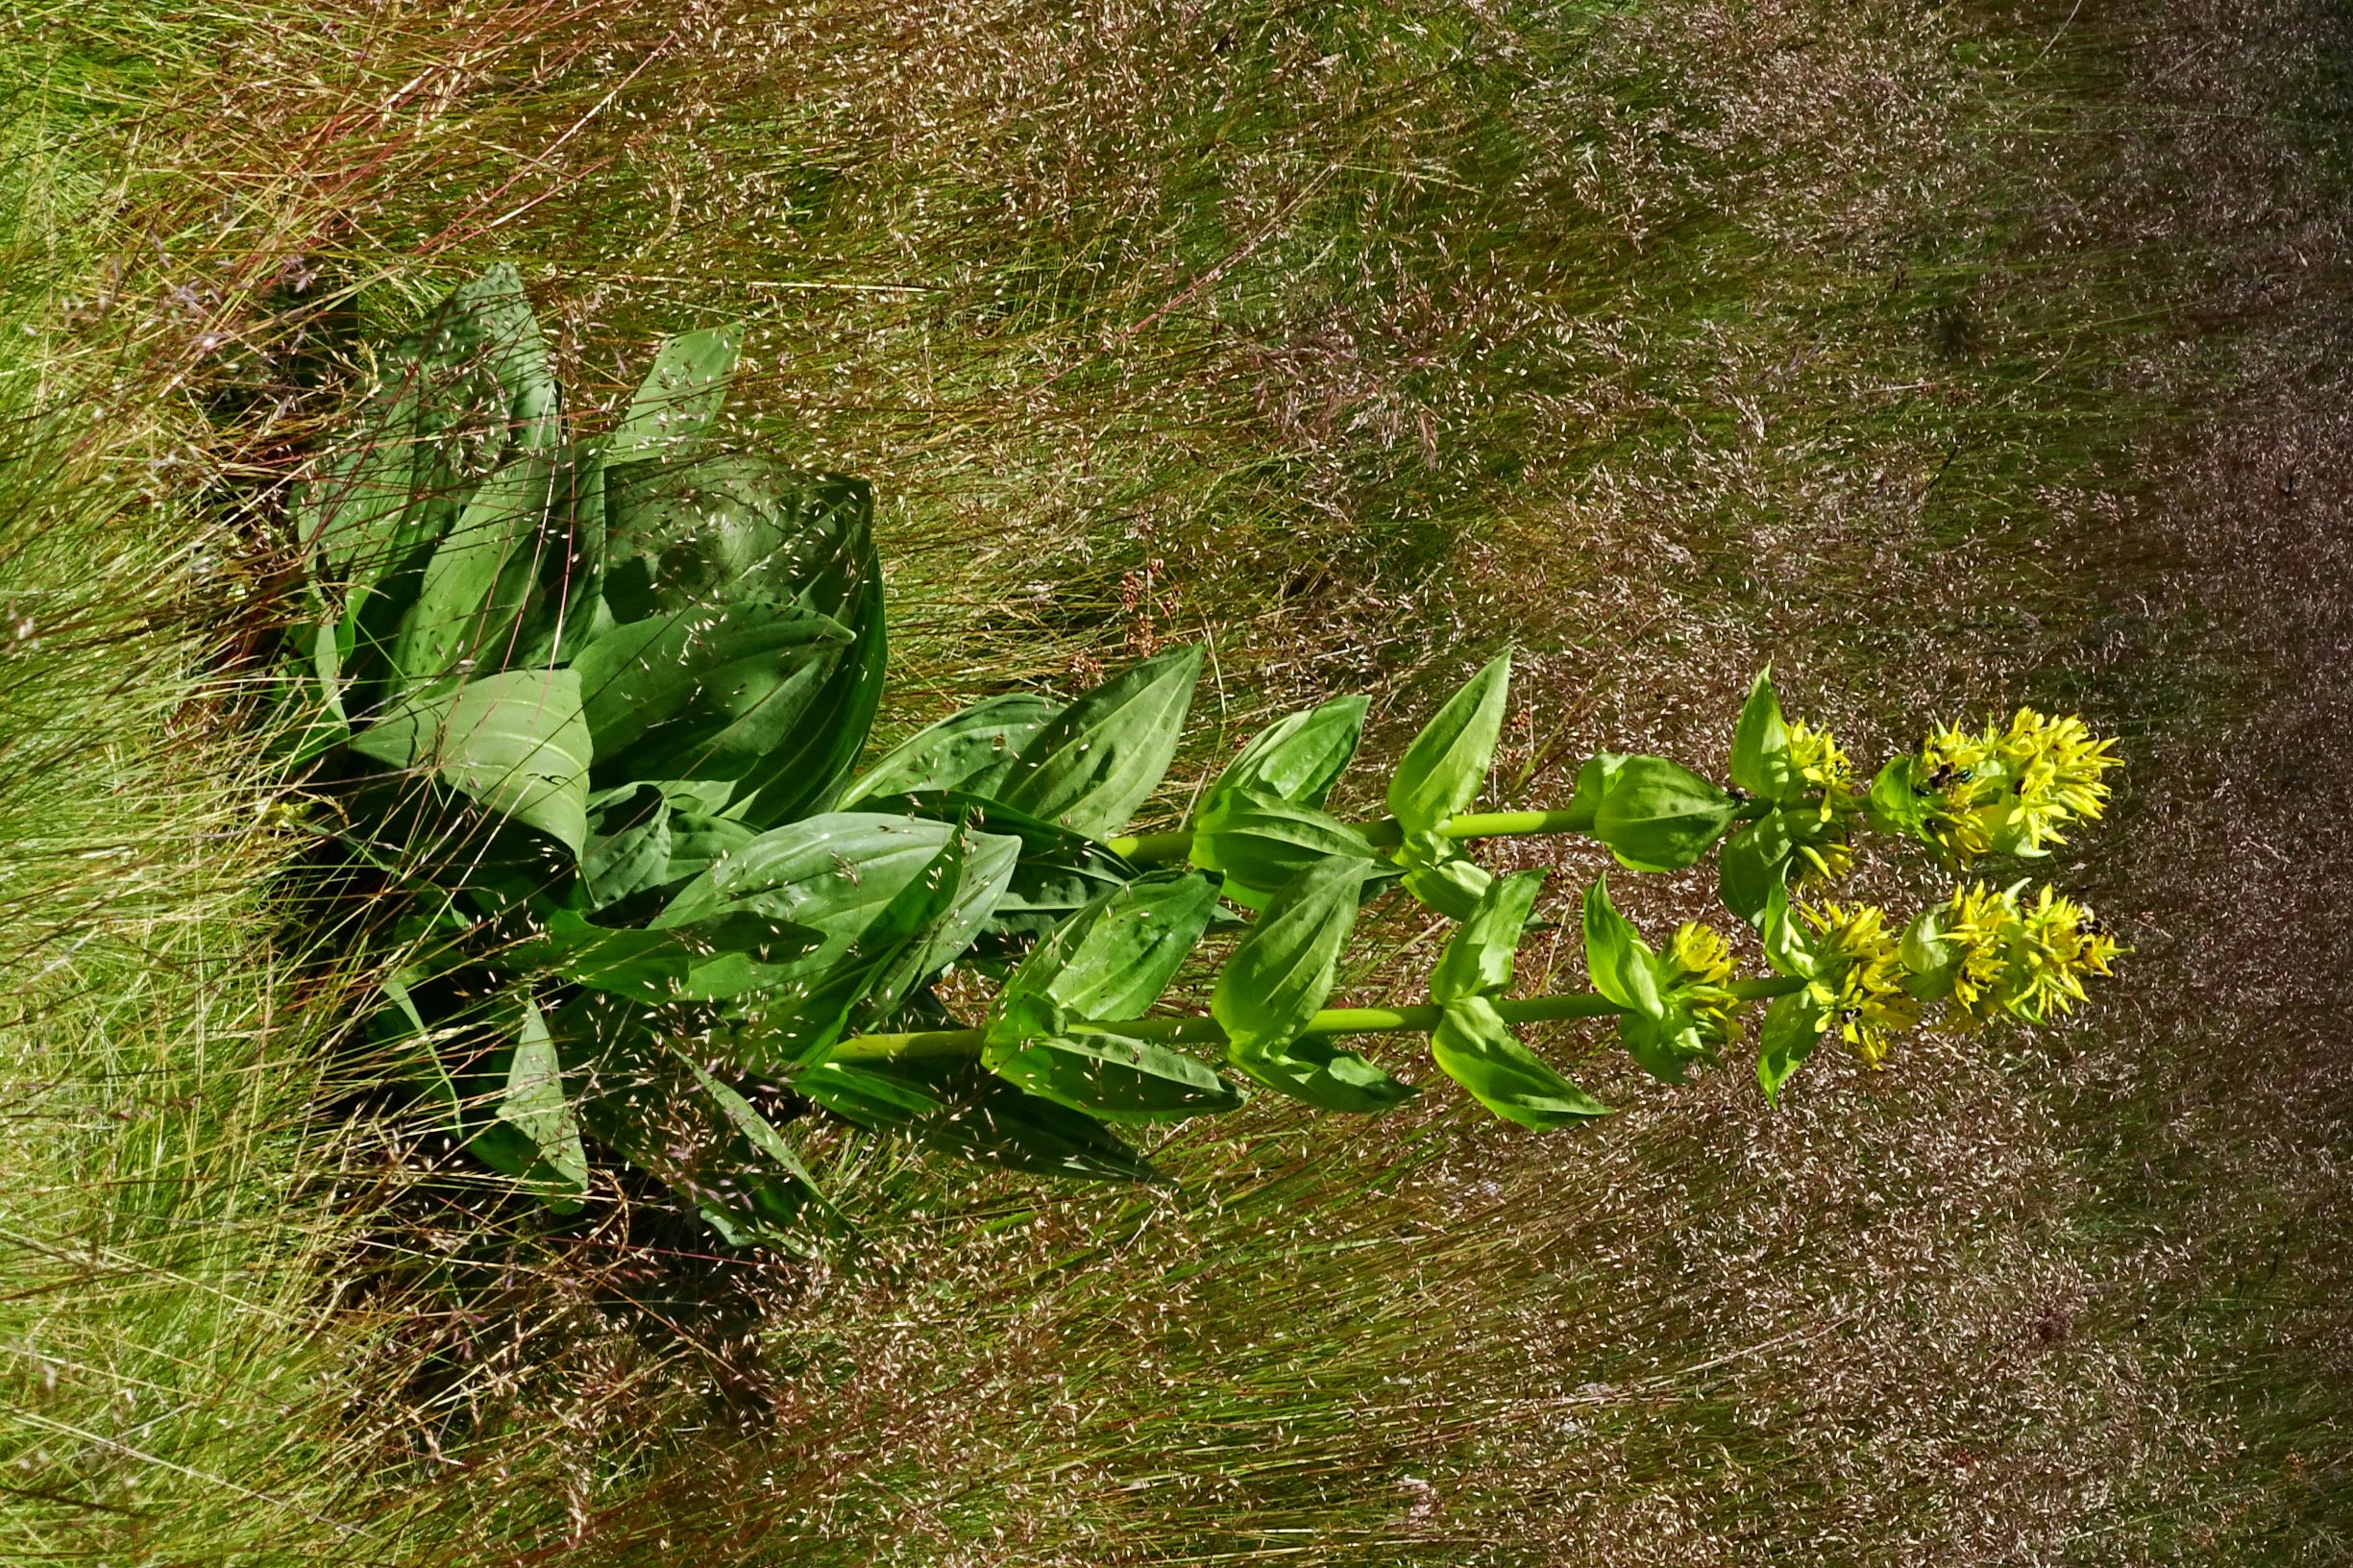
[4,0,2350,1562]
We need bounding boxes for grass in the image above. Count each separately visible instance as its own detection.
[3,0,2351,1562]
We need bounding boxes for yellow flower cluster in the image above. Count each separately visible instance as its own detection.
[1788,720,1855,796]
[1667,920,1746,1046]
[1918,708,2120,866]
[1935,882,2123,1028]
[1785,720,1857,885]
[1800,901,1922,1066]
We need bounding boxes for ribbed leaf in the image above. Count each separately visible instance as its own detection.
[1728,668,1802,803]
[1189,786,1378,907]
[1209,695,1368,810]
[840,694,1063,804]
[1588,755,1739,872]
[1387,653,1510,835]
[1580,876,1662,1017]
[658,812,1017,993]
[351,668,592,854]
[982,1030,1242,1123]
[571,601,851,778]
[1429,996,1609,1130]
[469,994,588,1210]
[605,324,742,464]
[1430,870,1543,1005]
[998,646,1201,838]
[998,870,1218,1025]
[1717,810,1795,924]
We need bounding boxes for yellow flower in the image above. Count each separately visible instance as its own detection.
[1790,818,1855,886]
[1937,882,2018,1029]
[1914,709,2120,867]
[1788,720,1854,798]
[1933,882,2123,1029]
[2011,884,2122,1021]
[1668,920,1735,985]
[1800,901,1922,1066]
[1666,920,1746,1047]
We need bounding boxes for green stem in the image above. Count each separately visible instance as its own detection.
[1108,799,1777,865]
[825,977,1807,1065]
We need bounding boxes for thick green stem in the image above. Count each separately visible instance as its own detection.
[1108,799,1776,865]
[825,977,1806,1065]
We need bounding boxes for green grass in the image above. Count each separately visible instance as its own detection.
[4,0,2351,1562]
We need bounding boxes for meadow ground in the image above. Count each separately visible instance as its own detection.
[2,0,2349,1562]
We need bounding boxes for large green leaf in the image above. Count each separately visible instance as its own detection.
[321,266,564,700]
[732,541,887,825]
[605,324,742,464]
[796,1055,1160,1181]
[1223,1033,1416,1115]
[1580,876,1663,1017]
[793,1058,950,1128]
[1587,754,1739,872]
[601,455,870,624]
[1212,856,1371,1054]
[1429,995,1610,1130]
[571,600,851,778]
[528,908,818,1006]
[1209,695,1368,810]
[468,994,589,1210]
[1430,870,1543,1005]
[578,784,673,909]
[1756,988,1828,1102]
[386,446,561,690]
[1189,786,1380,907]
[351,668,593,854]
[998,646,1202,838]
[1387,653,1510,835]
[839,693,1062,804]
[1728,668,1802,803]
[658,812,1017,992]
[1213,857,1410,1111]
[998,870,1218,1024]
[1717,810,1796,924]
[840,788,1140,950]
[982,1029,1241,1122]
